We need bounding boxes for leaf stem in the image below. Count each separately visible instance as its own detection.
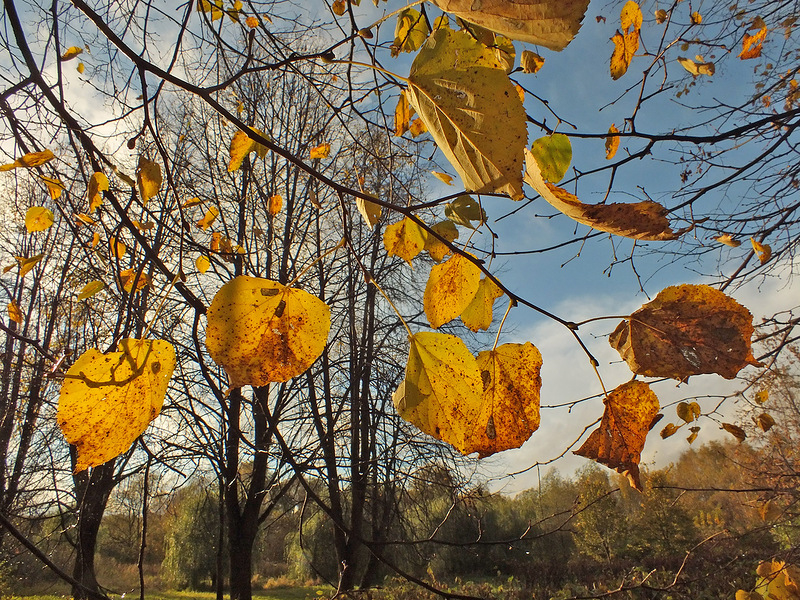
[142,275,179,339]
[325,59,408,84]
[370,277,412,337]
[493,298,513,351]
[287,238,345,288]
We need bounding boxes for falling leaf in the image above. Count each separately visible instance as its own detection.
[677,56,715,76]
[392,8,430,56]
[25,207,55,233]
[356,195,382,229]
[406,28,526,200]
[424,253,482,328]
[60,46,83,61]
[740,27,767,60]
[196,255,211,273]
[751,237,772,264]
[676,401,701,423]
[393,331,483,453]
[137,157,162,203]
[757,413,775,432]
[430,0,589,50]
[109,236,127,259]
[40,175,65,199]
[206,276,331,387]
[423,220,458,262]
[383,217,427,265]
[431,171,454,185]
[228,128,269,171]
[245,15,259,28]
[715,234,741,247]
[525,149,679,240]
[196,206,219,230]
[268,194,283,216]
[88,172,109,213]
[445,195,485,229]
[183,197,203,208]
[610,30,639,79]
[660,423,679,439]
[57,338,176,471]
[309,143,331,159]
[119,268,150,293]
[7,300,23,323]
[529,134,571,183]
[0,149,55,172]
[722,422,746,442]
[610,284,761,381]
[574,380,660,492]
[395,91,414,137]
[605,124,620,159]
[77,280,105,300]
[461,277,504,332]
[16,254,44,277]
[521,50,545,74]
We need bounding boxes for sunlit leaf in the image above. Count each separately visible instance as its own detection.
[75,213,96,226]
[60,46,83,61]
[392,8,430,56]
[574,380,660,492]
[529,134,571,183]
[196,206,219,230]
[245,15,259,28]
[620,1,642,31]
[356,195,382,229]
[751,237,772,264]
[610,30,639,79]
[660,423,679,439]
[25,207,54,233]
[109,236,127,259]
[521,50,545,73]
[88,172,109,213]
[205,276,331,387]
[228,129,269,171]
[7,300,23,323]
[16,254,44,277]
[424,253,481,328]
[756,413,775,432]
[690,11,702,25]
[740,26,767,59]
[137,157,162,204]
[40,175,65,199]
[309,143,331,159]
[687,426,700,444]
[57,338,176,471]
[755,389,769,404]
[196,255,211,274]
[655,9,667,24]
[605,124,620,159]
[432,171,454,185]
[119,268,150,293]
[722,422,746,442]
[183,197,203,208]
[408,117,428,137]
[77,280,105,300]
[678,56,715,76]
[715,234,741,247]
[269,194,283,216]
[91,232,100,249]
[197,0,223,20]
[332,0,346,15]
[0,149,55,172]
[460,277,504,332]
[383,217,427,265]
[423,220,458,262]
[394,91,414,137]
[77,62,85,74]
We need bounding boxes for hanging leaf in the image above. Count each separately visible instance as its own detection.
[660,423,679,439]
[715,234,741,247]
[406,28,526,200]
[268,194,283,216]
[356,195,382,229]
[195,255,211,274]
[393,331,483,453]
[676,401,701,423]
[445,195,486,229]
[196,206,219,230]
[60,46,83,61]
[245,15,259,28]
[394,91,414,137]
[755,389,769,404]
[756,413,775,432]
[430,0,589,50]
[197,0,224,20]
[137,157,162,203]
[423,220,458,262]
[392,8,430,56]
[25,207,55,233]
[77,280,105,300]
[0,149,55,172]
[722,422,746,442]
[740,26,767,60]
[610,284,761,381]
[687,426,700,444]
[431,171,454,185]
[424,253,482,328]
[529,134,571,183]
[88,172,109,212]
[57,338,176,471]
[610,30,639,79]
[205,276,331,388]
[7,300,23,323]
[119,268,150,293]
[620,1,642,31]
[574,380,660,492]
[228,129,269,171]
[525,149,679,240]
[40,175,65,199]
[605,124,620,159]
[310,143,331,159]
[521,50,545,74]
[751,237,772,264]
[460,277,504,332]
[408,117,428,137]
[383,217,427,265]
[677,56,715,76]
[109,236,127,259]
[16,254,44,277]
[655,9,667,24]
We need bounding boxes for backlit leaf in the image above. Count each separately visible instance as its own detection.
[677,56,715,76]
[755,389,769,404]
[655,9,667,24]
[423,220,458,262]
[394,91,414,137]
[430,0,589,50]
[715,234,741,247]
[196,255,211,274]
[310,143,331,159]
[610,284,761,380]
[0,149,55,172]
[269,194,283,216]
[756,413,775,432]
[197,0,223,20]
[605,124,620,159]
[109,236,127,259]
[60,46,83,61]
[383,217,427,265]
[722,422,746,442]
[660,422,679,439]
[356,195,382,229]
[75,213,96,226]
[445,195,485,228]
[88,172,109,213]
[228,129,269,171]
[521,50,545,73]
[574,380,660,492]
[205,276,331,387]
[77,62,85,74]
[137,157,162,203]
[245,15,259,28]
[687,426,700,444]
[40,175,65,199]
[16,254,43,277]
[460,277,504,332]
[424,253,481,328]
[25,207,54,233]
[406,28,526,200]
[392,8,430,56]
[7,300,23,323]
[676,401,701,423]
[610,30,639,79]
[119,268,150,293]
[751,237,772,264]
[620,1,642,31]
[740,27,767,60]
[529,134,571,183]
[525,149,679,240]
[57,338,175,471]
[183,197,203,208]
[432,171,454,185]
[393,331,483,453]
[408,118,428,137]
[77,280,105,300]
[196,206,219,230]
[690,11,702,25]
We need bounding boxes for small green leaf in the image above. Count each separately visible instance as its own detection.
[529,134,572,183]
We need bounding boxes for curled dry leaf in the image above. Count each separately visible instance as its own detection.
[406,28,526,200]
[757,412,775,432]
[430,0,589,50]
[676,400,701,423]
[205,276,331,388]
[268,194,283,216]
[424,253,481,329]
[196,206,219,230]
[740,27,767,59]
[228,128,269,171]
[574,380,660,492]
[715,233,741,247]
[751,237,772,264]
[660,422,679,439]
[58,338,176,471]
[40,175,65,199]
[722,422,746,442]
[677,56,715,76]
[520,50,545,73]
[525,149,679,240]
[610,284,761,381]
[88,172,109,213]
[309,143,331,159]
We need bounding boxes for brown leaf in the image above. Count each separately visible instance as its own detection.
[574,380,660,492]
[740,27,767,60]
[610,284,762,380]
[722,422,746,442]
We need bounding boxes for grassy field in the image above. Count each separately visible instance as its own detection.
[10,587,332,600]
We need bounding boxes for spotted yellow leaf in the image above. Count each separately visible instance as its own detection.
[25,207,55,233]
[423,220,458,262]
[269,194,283,216]
[119,268,150,293]
[751,237,772,264]
[228,129,269,171]
[309,143,331,159]
[383,217,427,265]
[424,253,481,328]
[460,277,504,332]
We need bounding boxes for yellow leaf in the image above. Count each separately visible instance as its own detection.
[574,380,660,492]
[609,284,762,380]
[605,124,620,159]
[394,91,414,137]
[196,255,211,273]
[245,15,259,28]
[60,46,83,61]
[131,220,154,232]
[393,331,483,453]
[310,143,331,159]
[197,0,223,20]
[722,422,746,442]
[525,149,679,240]
[119,268,151,293]
[137,157,162,203]
[466,342,542,456]
[40,175,65,199]
[406,28,526,200]
[620,1,642,32]
[16,254,44,277]
[460,277,504,332]
[520,50,545,74]
[677,56,715,77]
[75,213,96,226]
[424,253,481,328]
[690,11,702,25]
[610,29,639,79]
[755,389,769,404]
[715,234,741,247]
[228,129,269,171]
[25,207,55,233]
[0,149,55,172]
[88,172,109,213]
[392,8,430,56]
[383,217,427,265]
[740,27,767,60]
[756,412,775,432]
[109,236,127,259]
[758,500,781,523]
[57,338,175,471]
[77,280,105,300]
[205,276,331,387]
[91,231,100,248]
[430,0,589,50]
[196,206,219,230]
[268,194,283,216]
[332,0,346,16]
[355,195,382,229]
[423,220,458,262]
[183,197,203,208]
[77,62,85,74]
[408,117,428,138]
[655,9,667,24]
[687,426,700,444]
[431,171,453,185]
[660,423,679,439]
[676,401,701,423]
[7,300,23,323]
[751,237,772,264]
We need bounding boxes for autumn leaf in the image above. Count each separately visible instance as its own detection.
[0,149,55,172]
[183,197,203,208]
[445,195,485,229]
[756,413,775,432]
[228,128,269,171]
[57,338,176,471]
[109,236,127,259]
[25,207,54,233]
[393,331,483,454]
[119,268,150,293]
[75,213,96,226]
[245,16,259,28]
[529,134,571,183]
[676,401,701,423]
[424,253,481,328]
[196,206,219,230]
[605,124,620,159]
[678,56,715,77]
[197,0,223,20]
[40,175,65,199]
[609,284,762,381]
[431,171,454,185]
[620,1,642,31]
[196,255,211,274]
[690,11,702,25]
[687,426,700,444]
[394,91,414,137]
[423,220,458,262]
[408,118,428,137]
[137,157,162,203]
[715,234,741,247]
[751,237,772,264]
[88,172,109,213]
[574,380,660,492]
[525,149,679,240]
[430,0,589,50]
[460,277,504,332]
[7,300,23,323]
[740,26,767,59]
[722,422,746,442]
[355,195,382,229]
[332,0,345,16]
[406,28,526,200]
[610,30,639,79]
[383,217,427,265]
[520,50,545,74]
[268,194,283,216]
[655,9,667,24]
[77,280,105,300]
[392,8,430,56]
[660,423,679,439]
[16,254,43,277]
[60,46,83,61]
[205,276,331,388]
[755,389,769,404]
[309,143,331,159]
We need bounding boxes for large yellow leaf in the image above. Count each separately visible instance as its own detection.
[466,342,542,457]
[88,172,109,212]
[610,30,639,80]
[524,149,679,240]
[574,380,659,491]
[460,277,504,332]
[383,217,427,265]
[0,149,55,172]
[205,276,331,387]
[393,331,483,453]
[430,0,589,50]
[609,284,761,381]
[137,157,162,203]
[25,207,54,233]
[57,338,176,471]
[424,253,481,328]
[406,28,526,200]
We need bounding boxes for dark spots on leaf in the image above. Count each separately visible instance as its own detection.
[151,361,161,374]
[275,300,286,318]
[261,287,279,297]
